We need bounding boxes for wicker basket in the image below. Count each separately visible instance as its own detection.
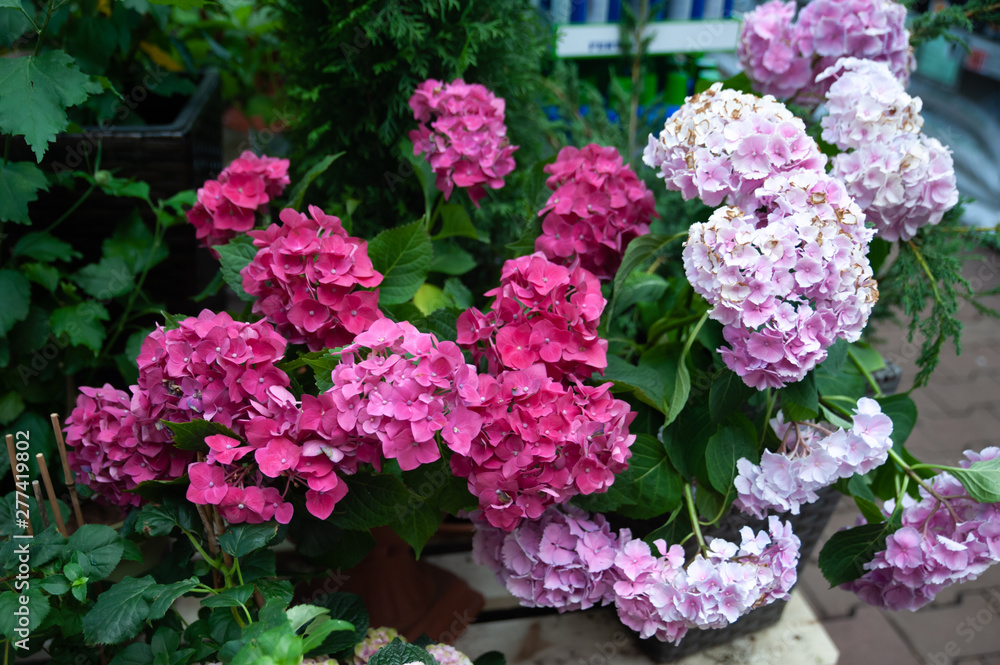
[634,487,841,662]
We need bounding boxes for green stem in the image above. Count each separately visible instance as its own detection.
[759,388,774,447]
[234,558,245,587]
[231,606,246,628]
[681,311,709,358]
[908,240,941,304]
[183,530,220,569]
[683,483,707,554]
[34,0,54,55]
[43,184,96,235]
[848,348,884,399]
[887,448,960,523]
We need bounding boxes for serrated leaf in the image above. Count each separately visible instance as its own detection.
[614,271,668,317]
[432,204,480,240]
[286,153,343,211]
[39,573,71,595]
[949,458,1000,504]
[603,355,667,413]
[13,232,81,262]
[818,520,898,587]
[0,269,30,336]
[0,588,49,640]
[0,51,102,161]
[219,522,279,557]
[779,372,818,422]
[706,425,758,504]
[103,212,167,273]
[201,585,255,608]
[369,639,436,665]
[505,215,542,258]
[333,473,411,530]
[614,434,681,519]
[307,592,369,657]
[389,500,441,558]
[429,240,476,275]
[147,577,199,620]
[21,262,60,291]
[709,370,755,422]
[368,220,433,305]
[72,256,135,298]
[412,283,449,316]
[134,499,195,538]
[110,643,153,665]
[216,236,258,302]
[0,161,48,223]
[443,278,472,310]
[163,419,240,452]
[82,576,157,644]
[610,234,675,318]
[68,524,125,581]
[50,302,109,353]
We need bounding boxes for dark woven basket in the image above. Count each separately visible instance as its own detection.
[11,69,223,313]
[633,487,841,662]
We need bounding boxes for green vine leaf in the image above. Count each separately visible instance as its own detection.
[0,161,48,224]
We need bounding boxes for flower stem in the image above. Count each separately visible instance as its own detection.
[887,448,961,523]
[759,389,774,448]
[683,483,707,554]
[848,347,884,398]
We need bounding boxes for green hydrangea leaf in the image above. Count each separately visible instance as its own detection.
[49,302,109,353]
[367,220,433,305]
[0,51,102,161]
[0,161,48,224]
[0,270,31,336]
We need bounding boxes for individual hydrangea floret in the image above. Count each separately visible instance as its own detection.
[472,506,624,611]
[831,133,959,242]
[535,144,656,281]
[65,384,191,507]
[737,0,915,104]
[613,516,801,644]
[683,170,878,389]
[735,397,894,518]
[242,205,383,351]
[186,151,290,250]
[409,78,518,207]
[643,83,826,210]
[458,252,608,382]
[818,58,923,151]
[844,448,1000,611]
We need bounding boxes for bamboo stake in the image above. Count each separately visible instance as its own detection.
[31,481,50,529]
[5,434,31,535]
[35,453,68,537]
[51,413,85,529]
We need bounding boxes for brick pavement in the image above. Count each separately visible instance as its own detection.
[799,249,1000,665]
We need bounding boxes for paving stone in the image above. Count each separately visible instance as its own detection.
[896,412,1000,464]
[823,605,922,665]
[928,572,1000,610]
[890,590,1000,664]
[798,561,863,620]
[921,379,1000,419]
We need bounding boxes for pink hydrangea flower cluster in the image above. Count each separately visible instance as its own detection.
[242,205,383,351]
[65,384,191,507]
[684,170,878,389]
[352,627,400,665]
[643,83,826,210]
[472,506,623,611]
[451,364,635,531]
[844,448,1000,611]
[534,144,656,281]
[614,517,800,644]
[457,253,608,382]
[408,78,518,207]
[818,58,923,151]
[735,397,894,518]
[186,150,290,250]
[831,132,959,243]
[425,644,474,665]
[738,0,914,104]
[474,506,800,645]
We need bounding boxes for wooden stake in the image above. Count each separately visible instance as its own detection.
[6,434,31,535]
[35,453,68,537]
[50,413,85,529]
[31,481,50,529]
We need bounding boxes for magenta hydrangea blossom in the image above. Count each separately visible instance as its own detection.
[844,448,1000,611]
[643,83,826,210]
[735,397,894,518]
[186,151,290,250]
[818,58,923,151]
[472,506,624,611]
[458,252,608,382]
[242,205,383,351]
[65,384,192,507]
[534,144,656,280]
[409,78,518,207]
[831,133,959,242]
[738,0,915,104]
[683,170,878,389]
[613,517,801,644]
